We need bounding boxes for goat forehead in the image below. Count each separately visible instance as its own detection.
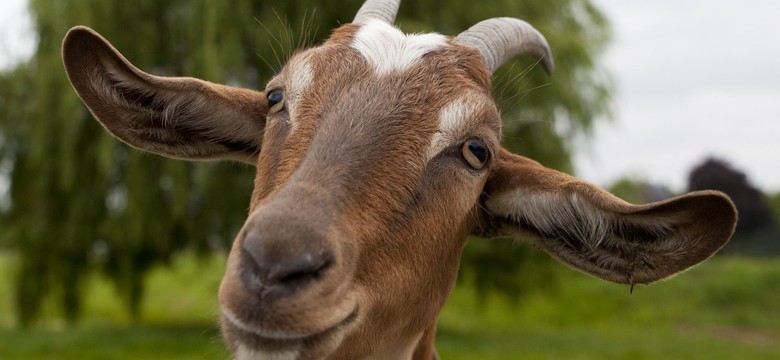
[351,19,449,75]
[268,23,499,174]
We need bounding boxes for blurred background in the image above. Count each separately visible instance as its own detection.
[0,0,778,359]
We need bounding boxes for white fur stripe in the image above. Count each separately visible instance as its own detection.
[288,61,313,102]
[426,96,480,161]
[284,57,314,128]
[352,19,447,75]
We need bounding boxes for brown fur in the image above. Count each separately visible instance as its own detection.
[62,4,737,360]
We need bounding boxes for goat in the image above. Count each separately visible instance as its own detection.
[61,1,737,359]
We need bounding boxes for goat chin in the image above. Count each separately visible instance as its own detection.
[221,304,357,350]
[225,320,346,360]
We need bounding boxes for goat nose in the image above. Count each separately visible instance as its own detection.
[240,230,334,299]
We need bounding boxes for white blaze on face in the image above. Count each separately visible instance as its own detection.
[351,18,448,75]
[427,96,482,161]
[287,57,313,102]
[282,55,315,129]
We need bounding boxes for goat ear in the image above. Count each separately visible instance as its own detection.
[62,26,267,164]
[481,148,737,285]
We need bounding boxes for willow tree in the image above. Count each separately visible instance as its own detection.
[0,0,610,324]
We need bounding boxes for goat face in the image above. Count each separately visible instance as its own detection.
[219,20,503,359]
[62,1,737,359]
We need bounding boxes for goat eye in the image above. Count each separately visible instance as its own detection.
[267,90,285,113]
[462,139,489,170]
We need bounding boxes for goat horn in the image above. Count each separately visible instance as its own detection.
[454,17,554,74]
[353,0,401,24]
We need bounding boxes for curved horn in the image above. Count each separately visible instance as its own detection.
[353,0,401,24]
[454,17,554,74]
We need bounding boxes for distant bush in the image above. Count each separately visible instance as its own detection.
[688,157,779,256]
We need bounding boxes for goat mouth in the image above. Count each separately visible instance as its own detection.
[222,306,359,351]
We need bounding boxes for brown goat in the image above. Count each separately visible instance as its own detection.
[62,1,737,359]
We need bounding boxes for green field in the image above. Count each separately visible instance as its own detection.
[1,252,778,359]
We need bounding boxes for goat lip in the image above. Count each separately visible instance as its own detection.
[222,306,359,347]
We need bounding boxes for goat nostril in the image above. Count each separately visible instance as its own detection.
[240,231,334,295]
[241,233,268,279]
[270,252,333,286]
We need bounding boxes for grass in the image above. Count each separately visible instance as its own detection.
[1,251,779,359]
[0,252,231,359]
[436,255,780,359]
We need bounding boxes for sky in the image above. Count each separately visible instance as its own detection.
[581,0,780,192]
[0,0,34,70]
[1,0,778,193]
